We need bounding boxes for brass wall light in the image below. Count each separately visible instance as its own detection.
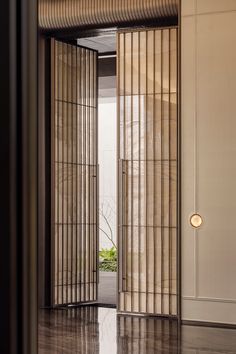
[190,214,203,228]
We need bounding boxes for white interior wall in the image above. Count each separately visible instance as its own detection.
[98,98,117,250]
[181,0,236,324]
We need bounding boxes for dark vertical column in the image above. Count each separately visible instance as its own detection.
[19,0,38,351]
[0,0,37,353]
[38,36,52,308]
[0,2,18,350]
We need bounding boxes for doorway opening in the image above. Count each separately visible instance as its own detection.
[47,27,178,315]
[77,35,117,306]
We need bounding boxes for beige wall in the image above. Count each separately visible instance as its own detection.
[181,0,236,324]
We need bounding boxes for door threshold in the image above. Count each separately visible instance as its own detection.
[93,303,116,309]
[66,302,116,309]
[117,311,178,320]
[40,302,116,310]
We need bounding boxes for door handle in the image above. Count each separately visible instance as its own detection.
[96,164,99,285]
[118,159,127,292]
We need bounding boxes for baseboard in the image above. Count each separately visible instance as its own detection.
[182,319,236,330]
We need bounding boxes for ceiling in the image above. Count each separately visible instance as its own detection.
[77,34,116,54]
[39,0,178,30]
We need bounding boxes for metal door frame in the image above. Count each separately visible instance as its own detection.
[38,18,181,320]
[116,26,179,318]
[50,39,99,307]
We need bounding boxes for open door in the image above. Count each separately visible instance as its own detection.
[51,39,98,306]
[117,28,178,316]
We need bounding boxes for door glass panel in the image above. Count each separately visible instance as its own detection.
[117,28,178,316]
[51,39,98,306]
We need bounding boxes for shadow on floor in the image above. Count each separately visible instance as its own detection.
[38,307,236,354]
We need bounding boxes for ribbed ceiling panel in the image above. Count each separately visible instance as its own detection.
[39,0,178,30]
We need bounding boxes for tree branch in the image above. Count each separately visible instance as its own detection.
[101,212,113,241]
[99,227,117,249]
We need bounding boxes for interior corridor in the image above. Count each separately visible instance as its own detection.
[38,307,236,354]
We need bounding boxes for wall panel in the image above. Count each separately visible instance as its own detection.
[181,0,236,324]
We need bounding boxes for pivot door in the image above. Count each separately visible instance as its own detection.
[117,28,178,316]
[51,39,98,306]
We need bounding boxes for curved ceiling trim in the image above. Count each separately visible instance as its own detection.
[39,0,179,31]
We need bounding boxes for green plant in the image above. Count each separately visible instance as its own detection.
[99,247,117,272]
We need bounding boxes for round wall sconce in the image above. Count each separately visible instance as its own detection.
[190,213,203,228]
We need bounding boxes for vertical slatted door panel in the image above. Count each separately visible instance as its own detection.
[51,39,98,306]
[117,28,178,316]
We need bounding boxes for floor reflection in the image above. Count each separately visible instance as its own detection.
[117,316,179,354]
[38,306,236,354]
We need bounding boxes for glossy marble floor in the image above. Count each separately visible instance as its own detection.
[38,307,236,354]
